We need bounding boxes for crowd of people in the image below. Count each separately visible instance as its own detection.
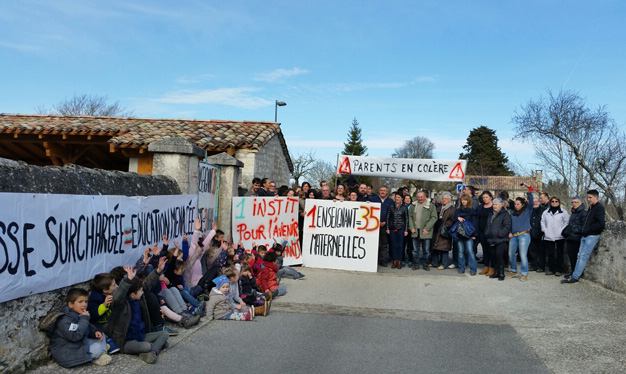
[281,178,605,285]
[40,175,607,368]
[41,215,303,367]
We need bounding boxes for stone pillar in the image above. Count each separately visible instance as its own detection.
[148,137,205,194]
[205,152,244,238]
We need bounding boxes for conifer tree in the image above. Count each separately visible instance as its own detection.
[460,126,513,176]
[343,118,368,156]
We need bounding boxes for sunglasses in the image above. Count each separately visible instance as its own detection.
[551,200,560,203]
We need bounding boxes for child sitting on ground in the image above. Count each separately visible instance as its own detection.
[44,288,111,367]
[257,251,287,298]
[223,267,256,315]
[164,243,205,316]
[239,262,269,315]
[251,245,267,277]
[87,273,121,354]
[273,243,305,280]
[103,257,169,364]
[206,275,253,321]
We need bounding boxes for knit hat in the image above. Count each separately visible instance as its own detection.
[213,275,230,289]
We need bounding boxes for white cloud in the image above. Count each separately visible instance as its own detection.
[174,74,215,84]
[153,87,272,109]
[0,41,43,52]
[254,67,309,82]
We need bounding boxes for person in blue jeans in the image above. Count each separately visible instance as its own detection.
[452,194,478,275]
[562,189,605,284]
[507,187,535,281]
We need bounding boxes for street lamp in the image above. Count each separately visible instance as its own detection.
[275,100,286,122]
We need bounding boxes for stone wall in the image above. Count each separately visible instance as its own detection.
[0,158,181,196]
[235,135,291,193]
[235,149,257,193]
[252,135,291,187]
[0,158,181,374]
[585,221,626,294]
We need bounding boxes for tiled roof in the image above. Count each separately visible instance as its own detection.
[465,175,542,192]
[0,114,292,169]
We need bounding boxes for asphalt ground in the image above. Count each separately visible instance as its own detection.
[27,264,626,374]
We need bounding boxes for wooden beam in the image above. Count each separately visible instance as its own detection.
[43,141,65,158]
[109,144,117,153]
[68,145,90,164]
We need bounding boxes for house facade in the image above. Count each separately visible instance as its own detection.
[0,114,293,193]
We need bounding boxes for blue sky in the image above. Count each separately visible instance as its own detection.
[2,0,625,175]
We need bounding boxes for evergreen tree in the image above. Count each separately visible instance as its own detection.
[343,118,368,156]
[459,126,513,176]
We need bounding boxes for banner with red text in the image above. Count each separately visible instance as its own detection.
[337,154,467,182]
[0,193,197,303]
[231,196,301,266]
[302,199,380,272]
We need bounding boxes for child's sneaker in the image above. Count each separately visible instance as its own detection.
[155,324,179,336]
[180,313,201,328]
[92,353,111,366]
[106,337,121,354]
[244,309,252,321]
[139,351,158,364]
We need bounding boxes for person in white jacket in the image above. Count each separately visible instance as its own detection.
[541,197,570,276]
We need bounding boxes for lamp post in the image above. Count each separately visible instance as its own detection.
[275,100,286,122]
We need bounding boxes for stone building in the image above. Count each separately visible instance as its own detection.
[0,114,293,194]
[464,171,543,199]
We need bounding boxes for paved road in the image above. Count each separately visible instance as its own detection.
[133,313,549,374]
[28,265,626,374]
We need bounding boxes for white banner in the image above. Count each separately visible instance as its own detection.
[197,163,219,231]
[231,197,302,266]
[337,155,467,182]
[0,193,198,303]
[302,199,380,273]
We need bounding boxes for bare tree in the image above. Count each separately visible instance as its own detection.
[290,150,316,186]
[305,160,335,188]
[36,94,135,117]
[392,136,436,192]
[392,136,435,159]
[512,90,626,219]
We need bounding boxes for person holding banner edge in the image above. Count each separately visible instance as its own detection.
[371,186,394,267]
[386,193,409,269]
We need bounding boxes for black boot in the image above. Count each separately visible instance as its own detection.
[498,265,505,281]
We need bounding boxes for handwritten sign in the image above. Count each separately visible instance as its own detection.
[337,155,467,182]
[302,199,380,272]
[0,193,198,303]
[231,197,301,266]
[197,163,219,231]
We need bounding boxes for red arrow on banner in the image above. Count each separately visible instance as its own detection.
[449,162,464,180]
[338,156,352,174]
